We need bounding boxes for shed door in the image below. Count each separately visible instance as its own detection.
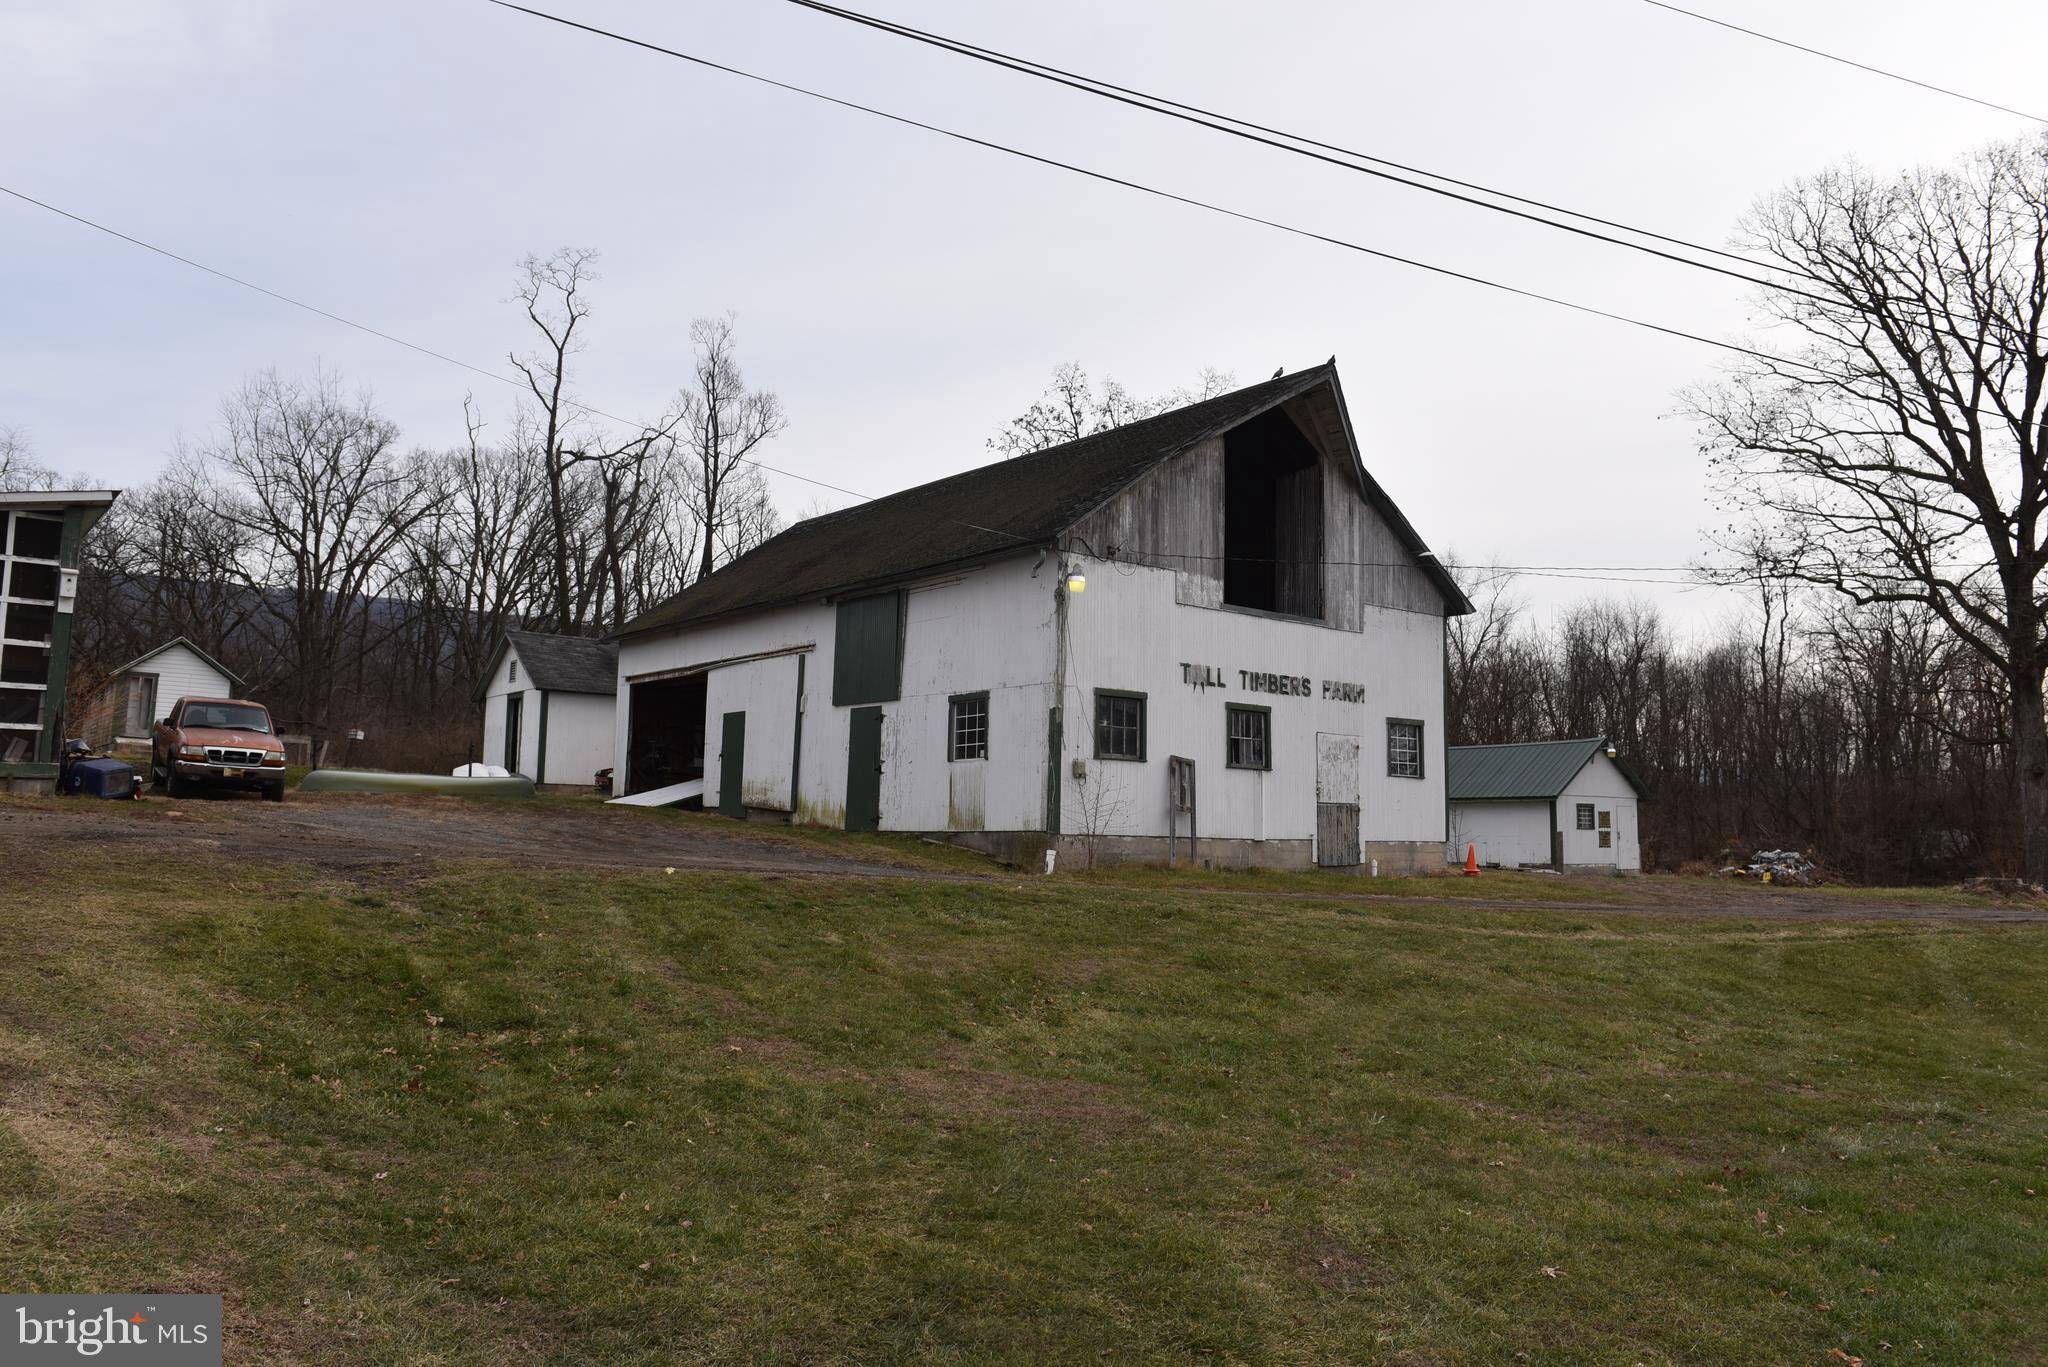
[123,674,157,736]
[1315,732,1361,867]
[718,711,747,818]
[845,706,884,832]
[503,693,523,773]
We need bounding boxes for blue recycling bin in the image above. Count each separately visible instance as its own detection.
[64,757,137,800]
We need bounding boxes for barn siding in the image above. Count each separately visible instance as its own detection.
[1448,799,1554,867]
[1069,408,1446,627]
[541,691,615,789]
[1060,560,1446,848]
[1558,754,1642,870]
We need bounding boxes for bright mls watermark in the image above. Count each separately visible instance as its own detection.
[4,1296,220,1365]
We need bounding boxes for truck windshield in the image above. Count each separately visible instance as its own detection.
[181,704,271,733]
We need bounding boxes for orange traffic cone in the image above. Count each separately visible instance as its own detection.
[1463,843,1480,877]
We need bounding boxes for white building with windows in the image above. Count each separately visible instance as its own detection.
[609,364,1471,871]
[1446,737,1645,871]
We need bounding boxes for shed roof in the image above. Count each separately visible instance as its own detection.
[616,363,1469,638]
[0,489,120,538]
[1447,738,1642,801]
[110,636,242,687]
[483,630,619,698]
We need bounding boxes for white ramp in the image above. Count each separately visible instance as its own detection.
[608,777,706,808]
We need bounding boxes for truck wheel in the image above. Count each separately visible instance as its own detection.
[263,781,285,804]
[165,769,186,798]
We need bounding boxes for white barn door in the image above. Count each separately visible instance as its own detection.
[1315,732,1361,867]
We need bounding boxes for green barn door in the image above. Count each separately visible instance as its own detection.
[845,706,884,831]
[718,711,747,818]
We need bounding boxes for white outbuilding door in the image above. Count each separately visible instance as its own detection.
[1315,732,1361,866]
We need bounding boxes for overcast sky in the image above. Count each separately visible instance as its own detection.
[7,0,2046,629]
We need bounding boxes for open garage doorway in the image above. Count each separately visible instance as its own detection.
[626,673,706,799]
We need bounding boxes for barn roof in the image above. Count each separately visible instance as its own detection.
[616,362,1469,638]
[1447,738,1644,801]
[110,636,242,687]
[483,630,619,698]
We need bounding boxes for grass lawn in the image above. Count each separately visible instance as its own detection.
[3,846,2045,1364]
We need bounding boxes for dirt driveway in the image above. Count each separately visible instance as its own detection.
[0,792,949,882]
[6,792,2045,923]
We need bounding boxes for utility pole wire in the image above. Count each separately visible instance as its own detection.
[486,1,2038,416]
[785,0,1823,299]
[483,1,1806,368]
[0,182,1965,589]
[1635,0,2048,126]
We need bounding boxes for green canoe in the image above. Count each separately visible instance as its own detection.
[297,769,536,798]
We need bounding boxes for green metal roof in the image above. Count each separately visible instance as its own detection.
[1447,738,1618,801]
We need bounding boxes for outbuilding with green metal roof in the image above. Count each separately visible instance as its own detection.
[1446,737,1644,871]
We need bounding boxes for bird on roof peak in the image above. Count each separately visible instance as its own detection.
[1271,366,1284,378]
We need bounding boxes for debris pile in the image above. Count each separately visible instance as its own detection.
[1716,849,1820,885]
[1957,876,2046,899]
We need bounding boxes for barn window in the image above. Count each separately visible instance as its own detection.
[1387,720,1424,778]
[948,693,988,761]
[509,658,518,683]
[1599,831,1613,849]
[1225,704,1270,770]
[1598,809,1612,829]
[1094,690,1146,761]
[1575,803,1595,830]
[1222,408,1324,619]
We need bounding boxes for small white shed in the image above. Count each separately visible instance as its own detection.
[99,637,242,743]
[477,630,618,789]
[1447,737,1645,871]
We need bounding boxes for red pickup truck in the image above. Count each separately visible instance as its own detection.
[151,696,289,801]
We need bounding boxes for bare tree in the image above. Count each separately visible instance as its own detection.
[205,370,433,736]
[989,364,1236,457]
[508,249,687,630]
[80,450,261,669]
[507,247,604,631]
[678,314,786,581]
[1691,133,2048,882]
[1443,557,1524,741]
[1068,764,1131,871]
[0,426,58,492]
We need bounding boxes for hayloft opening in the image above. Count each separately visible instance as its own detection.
[1223,408,1324,618]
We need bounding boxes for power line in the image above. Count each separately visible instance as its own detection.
[1635,0,2048,126]
[784,0,1823,300]
[0,182,990,536]
[0,178,1971,595]
[484,0,1815,370]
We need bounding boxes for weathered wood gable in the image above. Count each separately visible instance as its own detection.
[1067,387,1446,625]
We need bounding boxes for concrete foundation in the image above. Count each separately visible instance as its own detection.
[925,828,1442,876]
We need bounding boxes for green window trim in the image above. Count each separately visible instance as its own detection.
[1092,688,1147,762]
[1224,702,1272,771]
[831,591,904,706]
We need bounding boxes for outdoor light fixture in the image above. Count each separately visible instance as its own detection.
[1064,569,1086,594]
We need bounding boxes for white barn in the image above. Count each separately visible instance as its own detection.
[1446,738,1645,871]
[610,364,1472,871]
[477,630,619,789]
[94,636,241,744]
